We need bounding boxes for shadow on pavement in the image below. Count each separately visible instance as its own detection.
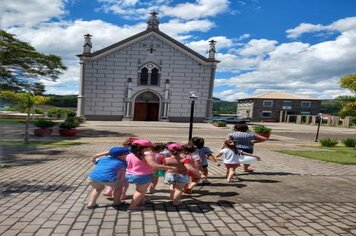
[0,181,75,197]
[237,171,298,176]
[0,145,65,167]
[78,128,135,138]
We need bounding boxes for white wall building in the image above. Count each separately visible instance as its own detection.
[77,13,219,122]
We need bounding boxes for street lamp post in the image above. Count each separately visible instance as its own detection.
[188,92,198,141]
[315,113,322,142]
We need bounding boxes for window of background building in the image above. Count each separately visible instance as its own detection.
[263,100,273,107]
[261,111,272,118]
[301,101,311,108]
[282,100,292,109]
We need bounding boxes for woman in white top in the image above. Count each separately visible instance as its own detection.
[216,140,260,182]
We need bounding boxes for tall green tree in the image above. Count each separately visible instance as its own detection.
[339,74,356,118]
[30,82,46,95]
[0,91,51,143]
[0,29,67,92]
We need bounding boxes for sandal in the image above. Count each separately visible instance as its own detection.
[127,206,145,213]
[86,204,99,209]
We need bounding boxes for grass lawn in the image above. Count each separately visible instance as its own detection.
[0,164,9,172]
[0,118,26,123]
[0,140,83,148]
[277,146,356,165]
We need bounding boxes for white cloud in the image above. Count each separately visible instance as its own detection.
[161,19,215,40]
[97,0,230,21]
[239,39,277,56]
[160,0,230,20]
[286,16,356,39]
[0,0,67,28]
[185,36,233,55]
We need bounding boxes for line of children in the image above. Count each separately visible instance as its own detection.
[87,137,261,211]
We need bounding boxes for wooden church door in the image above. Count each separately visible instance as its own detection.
[133,91,160,121]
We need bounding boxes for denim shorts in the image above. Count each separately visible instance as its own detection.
[164,173,189,184]
[126,173,153,185]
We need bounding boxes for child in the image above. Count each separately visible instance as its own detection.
[87,147,130,209]
[147,143,166,194]
[125,140,176,212]
[191,137,220,185]
[216,140,261,182]
[91,137,139,200]
[182,143,204,194]
[163,143,203,206]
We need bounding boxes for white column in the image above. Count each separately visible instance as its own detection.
[125,79,133,118]
[77,60,84,117]
[162,80,170,119]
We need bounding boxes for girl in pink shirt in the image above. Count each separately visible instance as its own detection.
[126,140,176,212]
[147,143,166,194]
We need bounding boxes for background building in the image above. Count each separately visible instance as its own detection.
[76,13,219,122]
[237,92,322,122]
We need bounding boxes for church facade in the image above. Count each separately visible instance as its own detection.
[77,13,219,122]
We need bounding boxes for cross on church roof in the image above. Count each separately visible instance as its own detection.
[84,33,92,38]
[150,12,158,16]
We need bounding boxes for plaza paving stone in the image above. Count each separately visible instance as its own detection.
[0,121,356,235]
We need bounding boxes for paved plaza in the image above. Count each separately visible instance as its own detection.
[0,121,356,236]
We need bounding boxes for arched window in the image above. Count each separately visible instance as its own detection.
[151,68,159,85]
[138,63,160,86]
[140,67,148,85]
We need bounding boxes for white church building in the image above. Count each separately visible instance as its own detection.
[77,13,219,122]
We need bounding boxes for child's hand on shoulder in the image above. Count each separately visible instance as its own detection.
[169,166,178,172]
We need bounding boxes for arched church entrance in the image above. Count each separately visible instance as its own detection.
[133,91,160,121]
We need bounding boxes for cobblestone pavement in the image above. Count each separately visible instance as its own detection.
[0,121,356,235]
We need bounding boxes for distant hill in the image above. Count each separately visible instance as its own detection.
[42,95,236,115]
[212,97,236,115]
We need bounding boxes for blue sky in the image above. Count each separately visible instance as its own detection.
[2,0,356,100]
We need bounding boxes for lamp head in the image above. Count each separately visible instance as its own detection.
[190,91,198,99]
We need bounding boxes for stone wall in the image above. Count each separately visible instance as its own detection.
[82,33,213,120]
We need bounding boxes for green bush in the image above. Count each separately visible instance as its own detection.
[319,138,339,147]
[212,120,226,127]
[253,125,272,134]
[64,117,82,126]
[341,138,356,148]
[59,122,78,129]
[47,108,72,118]
[351,116,356,126]
[33,119,57,129]
[34,108,44,114]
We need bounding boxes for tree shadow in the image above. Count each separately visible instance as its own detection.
[0,145,66,168]
[237,171,298,176]
[0,180,75,197]
[77,128,134,138]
